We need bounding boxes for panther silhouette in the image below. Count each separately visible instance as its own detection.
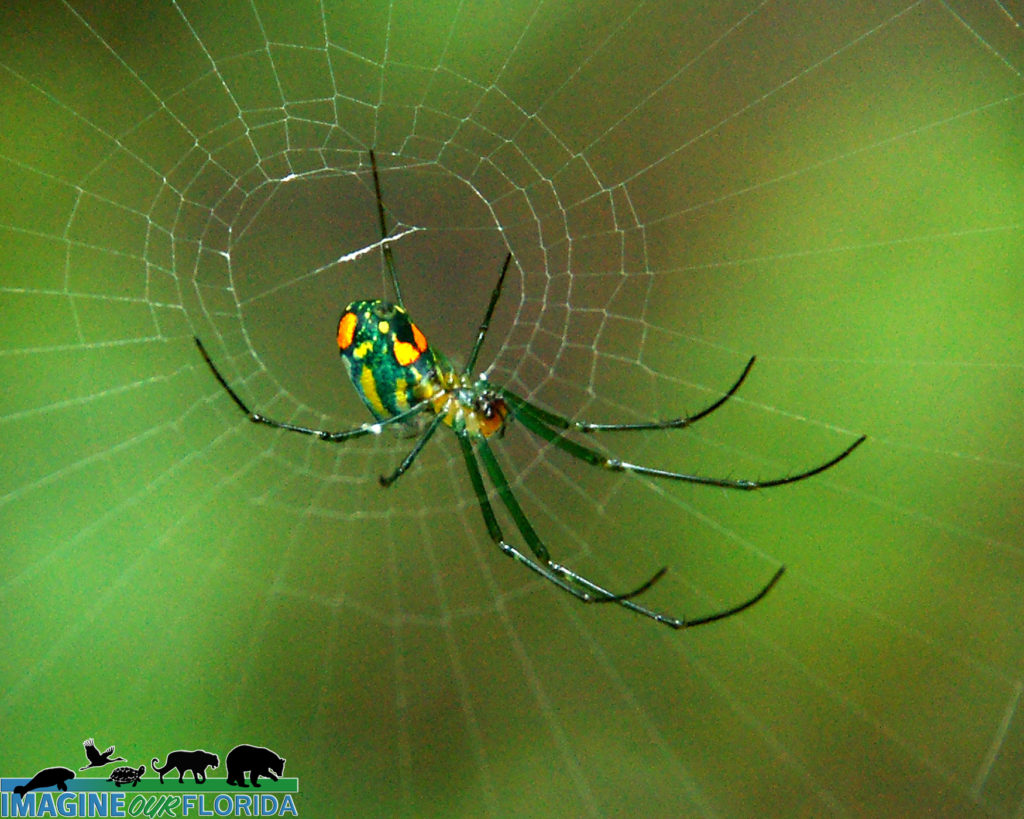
[152,749,219,784]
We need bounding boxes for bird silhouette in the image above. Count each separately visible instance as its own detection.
[79,738,126,770]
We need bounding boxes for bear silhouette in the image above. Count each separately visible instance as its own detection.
[14,767,75,797]
[152,749,219,784]
[224,744,285,788]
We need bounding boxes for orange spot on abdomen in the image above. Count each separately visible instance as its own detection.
[411,322,428,352]
[337,312,357,350]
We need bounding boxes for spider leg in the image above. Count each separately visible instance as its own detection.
[670,565,785,628]
[461,436,757,628]
[511,357,754,434]
[465,436,662,605]
[463,253,512,376]
[369,149,404,308]
[196,336,428,440]
[379,412,446,487]
[585,356,756,432]
[558,556,784,627]
[500,387,866,489]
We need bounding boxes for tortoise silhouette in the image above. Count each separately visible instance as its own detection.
[107,765,145,787]
[13,767,75,797]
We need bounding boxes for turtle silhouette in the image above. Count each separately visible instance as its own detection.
[107,765,145,787]
[79,738,126,770]
[13,767,75,798]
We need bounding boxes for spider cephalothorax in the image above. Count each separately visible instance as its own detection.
[196,150,865,629]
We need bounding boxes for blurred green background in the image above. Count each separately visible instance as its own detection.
[2,1,1023,816]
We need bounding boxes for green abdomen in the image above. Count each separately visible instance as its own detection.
[337,299,438,421]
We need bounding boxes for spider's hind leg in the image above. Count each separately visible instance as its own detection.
[195,336,428,441]
[460,436,695,628]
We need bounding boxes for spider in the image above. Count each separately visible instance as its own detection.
[195,150,865,629]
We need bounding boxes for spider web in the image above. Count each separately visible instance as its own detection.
[2,0,1023,815]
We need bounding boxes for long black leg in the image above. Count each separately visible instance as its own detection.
[466,436,781,627]
[511,357,754,433]
[196,336,427,441]
[463,253,512,376]
[369,149,404,307]
[458,435,578,600]
[586,357,756,432]
[475,439,658,606]
[379,412,446,487]
[501,386,866,490]
[462,436,671,607]
[675,566,785,627]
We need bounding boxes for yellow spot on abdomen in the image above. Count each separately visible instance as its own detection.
[359,365,386,417]
[393,340,421,366]
[393,377,410,411]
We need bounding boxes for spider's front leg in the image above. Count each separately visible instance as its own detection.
[580,356,757,433]
[499,385,866,490]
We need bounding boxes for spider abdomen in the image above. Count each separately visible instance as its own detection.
[337,299,437,420]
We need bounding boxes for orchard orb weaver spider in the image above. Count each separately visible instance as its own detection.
[195,150,865,629]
